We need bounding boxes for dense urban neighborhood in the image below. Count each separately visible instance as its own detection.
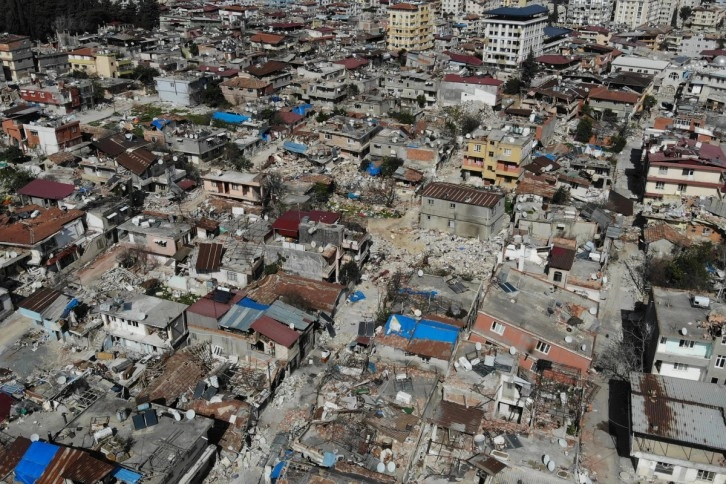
[0,0,724,482]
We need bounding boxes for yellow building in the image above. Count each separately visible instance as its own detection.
[387,2,434,52]
[462,129,534,189]
[68,48,134,78]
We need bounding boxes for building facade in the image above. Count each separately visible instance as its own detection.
[481,5,548,71]
[419,182,508,239]
[461,128,534,189]
[0,34,33,81]
[565,0,613,27]
[612,0,660,28]
[387,2,434,51]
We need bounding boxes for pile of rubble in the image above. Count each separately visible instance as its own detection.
[95,267,145,293]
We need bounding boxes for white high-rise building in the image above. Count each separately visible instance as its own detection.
[442,0,464,15]
[481,5,548,71]
[612,0,659,28]
[566,0,614,26]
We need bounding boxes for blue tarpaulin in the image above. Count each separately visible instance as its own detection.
[270,96,282,102]
[283,141,308,154]
[348,291,366,302]
[270,461,287,479]
[399,288,438,298]
[385,314,460,344]
[61,298,79,318]
[347,192,360,200]
[367,164,381,176]
[212,112,250,124]
[238,297,270,310]
[292,103,313,116]
[112,467,143,484]
[385,314,417,339]
[14,441,59,484]
[150,119,169,130]
[321,452,337,467]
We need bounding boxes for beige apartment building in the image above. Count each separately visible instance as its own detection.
[461,128,534,189]
[0,34,34,81]
[387,2,434,51]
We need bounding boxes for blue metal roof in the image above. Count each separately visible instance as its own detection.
[385,314,418,339]
[14,441,59,484]
[239,297,270,310]
[283,141,308,154]
[485,5,548,16]
[544,26,572,38]
[112,467,143,484]
[212,111,250,124]
[265,300,315,331]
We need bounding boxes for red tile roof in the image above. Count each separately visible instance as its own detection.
[389,2,418,9]
[333,57,369,70]
[549,246,576,270]
[69,47,96,57]
[251,315,300,348]
[421,182,502,208]
[0,393,14,422]
[536,54,579,65]
[186,289,245,319]
[271,210,341,238]
[277,111,304,125]
[250,33,286,45]
[443,51,483,66]
[0,207,85,246]
[247,61,289,77]
[247,272,343,313]
[18,179,75,200]
[442,74,502,86]
[588,86,639,104]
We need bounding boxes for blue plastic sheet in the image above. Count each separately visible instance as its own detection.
[14,441,59,484]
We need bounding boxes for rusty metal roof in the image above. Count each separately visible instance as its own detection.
[430,400,484,435]
[630,372,726,450]
[0,436,31,479]
[17,287,62,313]
[36,446,114,484]
[421,182,502,208]
[195,243,224,272]
[251,315,300,348]
[116,147,156,176]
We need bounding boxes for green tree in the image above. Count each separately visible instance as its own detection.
[380,157,404,177]
[718,38,726,50]
[310,182,333,203]
[339,260,362,285]
[68,70,89,79]
[521,50,539,87]
[679,6,692,23]
[503,77,523,95]
[574,118,593,143]
[265,172,288,217]
[347,83,360,96]
[224,142,252,171]
[552,186,569,204]
[0,146,30,164]
[389,111,415,124]
[416,94,426,108]
[0,167,35,192]
[609,134,627,153]
[188,43,199,57]
[548,4,558,24]
[136,0,160,30]
[670,8,678,27]
[131,64,160,86]
[199,82,229,108]
[643,95,657,111]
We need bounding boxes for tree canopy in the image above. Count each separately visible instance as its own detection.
[574,118,593,143]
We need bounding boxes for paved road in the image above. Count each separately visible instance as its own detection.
[612,137,645,200]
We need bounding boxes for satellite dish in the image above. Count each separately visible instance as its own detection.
[509,347,516,355]
[475,342,482,351]
[387,462,396,473]
[413,309,422,317]
[589,307,597,315]
[417,269,423,277]
[173,156,178,162]
[543,455,550,465]
[289,323,295,330]
[171,410,182,421]
[376,462,385,473]
[565,336,573,343]
[158,159,164,164]
[558,438,567,448]
[547,460,556,472]
[185,409,196,420]
[30,434,40,442]
[56,376,67,385]
[680,327,688,335]
[581,344,587,351]
[311,241,317,248]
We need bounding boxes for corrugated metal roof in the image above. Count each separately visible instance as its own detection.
[36,447,114,484]
[264,300,316,331]
[630,372,726,449]
[271,210,341,238]
[116,148,156,176]
[17,287,62,313]
[219,303,266,332]
[18,179,75,200]
[195,243,224,272]
[549,246,576,270]
[251,315,300,348]
[0,436,31,480]
[421,182,502,208]
[430,400,484,434]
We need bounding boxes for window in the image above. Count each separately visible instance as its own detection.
[677,184,687,192]
[673,362,689,371]
[654,462,673,475]
[722,334,726,345]
[488,151,494,157]
[227,271,237,282]
[231,183,240,190]
[553,271,563,282]
[324,133,332,140]
[427,199,434,205]
[679,339,694,348]
[127,320,139,328]
[474,144,482,152]
[655,181,665,189]
[491,321,505,335]
[696,470,715,482]
[682,168,694,176]
[716,355,726,368]
[712,377,719,384]
[448,220,455,228]
[503,148,512,156]
[535,341,551,354]
[450,203,456,208]
[660,336,667,344]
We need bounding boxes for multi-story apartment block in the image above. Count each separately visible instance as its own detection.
[612,0,659,29]
[481,5,548,71]
[419,182,507,239]
[154,75,208,107]
[688,68,726,112]
[387,2,434,52]
[462,128,534,189]
[644,139,726,200]
[647,287,726,384]
[68,48,134,78]
[565,0,613,27]
[691,7,724,31]
[381,71,439,107]
[22,118,82,155]
[318,116,382,160]
[0,34,33,81]
[441,0,463,14]
[202,171,266,204]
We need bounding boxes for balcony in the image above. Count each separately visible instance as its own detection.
[462,157,485,172]
[495,163,522,176]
